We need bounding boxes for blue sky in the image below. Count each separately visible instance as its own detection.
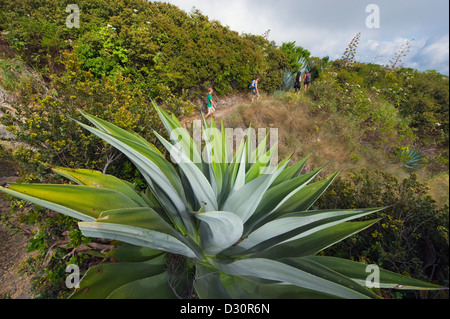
[162,0,449,75]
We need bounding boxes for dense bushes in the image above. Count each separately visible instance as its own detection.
[307,62,449,172]
[307,68,415,154]
[317,169,449,298]
[0,0,288,97]
[1,0,290,173]
[330,62,449,153]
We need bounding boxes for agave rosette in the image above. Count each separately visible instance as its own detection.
[0,103,441,299]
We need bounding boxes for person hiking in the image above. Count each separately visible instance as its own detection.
[250,76,260,102]
[304,70,312,92]
[204,87,218,119]
[294,71,302,94]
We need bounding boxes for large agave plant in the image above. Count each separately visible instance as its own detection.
[0,104,441,299]
[281,57,309,91]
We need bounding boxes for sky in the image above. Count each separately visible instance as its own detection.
[161,0,449,75]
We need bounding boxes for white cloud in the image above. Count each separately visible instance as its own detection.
[417,36,450,74]
[356,36,449,75]
[359,37,423,66]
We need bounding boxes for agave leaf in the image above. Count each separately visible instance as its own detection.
[154,131,218,212]
[194,262,231,299]
[154,103,203,167]
[106,272,174,299]
[79,220,200,259]
[96,207,181,236]
[220,273,343,299]
[304,256,443,290]
[194,121,220,196]
[75,119,192,235]
[107,244,164,262]
[245,142,278,183]
[50,166,148,207]
[272,171,339,215]
[232,208,383,255]
[196,211,243,256]
[70,254,167,299]
[0,184,139,221]
[271,153,311,187]
[210,120,235,195]
[142,187,164,211]
[204,118,227,166]
[245,166,325,235]
[144,176,192,234]
[202,121,235,198]
[221,161,288,223]
[79,110,161,155]
[211,258,371,299]
[95,207,200,256]
[230,140,247,193]
[279,257,379,298]
[253,219,380,259]
[78,111,188,206]
[220,121,233,166]
[76,120,186,200]
[199,143,217,198]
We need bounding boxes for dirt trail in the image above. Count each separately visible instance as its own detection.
[181,93,248,126]
[0,157,33,299]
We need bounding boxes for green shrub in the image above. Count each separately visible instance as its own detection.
[0,0,289,97]
[317,169,449,298]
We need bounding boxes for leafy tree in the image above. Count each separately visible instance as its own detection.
[280,41,311,72]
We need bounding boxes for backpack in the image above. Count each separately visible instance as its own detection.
[305,73,311,82]
[250,80,256,89]
[203,95,210,106]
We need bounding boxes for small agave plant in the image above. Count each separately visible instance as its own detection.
[0,104,441,299]
[398,147,426,170]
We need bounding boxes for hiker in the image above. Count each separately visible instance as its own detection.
[204,87,218,119]
[294,71,302,94]
[250,76,260,102]
[304,70,312,91]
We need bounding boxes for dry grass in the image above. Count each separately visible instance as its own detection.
[221,93,408,179]
[425,172,449,207]
[219,92,450,208]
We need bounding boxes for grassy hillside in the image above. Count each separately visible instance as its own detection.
[220,68,448,207]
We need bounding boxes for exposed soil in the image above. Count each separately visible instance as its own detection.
[181,93,249,125]
[0,156,33,299]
